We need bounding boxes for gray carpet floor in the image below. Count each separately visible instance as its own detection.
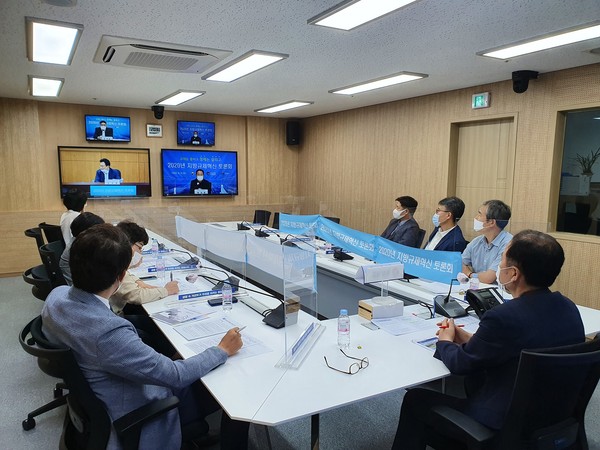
[2,275,599,449]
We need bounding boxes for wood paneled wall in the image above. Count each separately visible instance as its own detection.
[2,63,600,309]
[299,63,600,308]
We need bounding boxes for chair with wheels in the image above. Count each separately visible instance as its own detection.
[324,216,340,224]
[253,210,271,226]
[23,227,52,300]
[39,241,67,289]
[425,336,600,450]
[39,222,65,248]
[20,316,183,450]
[25,227,46,251]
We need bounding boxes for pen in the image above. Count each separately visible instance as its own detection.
[438,324,465,329]
[237,326,246,333]
[170,272,173,281]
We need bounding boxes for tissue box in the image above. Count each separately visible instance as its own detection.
[358,298,404,320]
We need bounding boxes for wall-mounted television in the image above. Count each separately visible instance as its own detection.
[177,121,215,146]
[161,149,238,197]
[85,115,131,142]
[58,146,151,199]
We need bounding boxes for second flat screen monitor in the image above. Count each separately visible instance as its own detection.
[161,149,238,197]
[177,121,215,146]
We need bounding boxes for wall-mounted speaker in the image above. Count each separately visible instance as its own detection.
[286,121,300,146]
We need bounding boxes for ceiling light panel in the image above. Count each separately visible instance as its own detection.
[309,0,420,31]
[203,50,288,82]
[156,90,205,106]
[330,72,428,95]
[479,21,600,60]
[26,17,83,65]
[255,101,313,114]
[29,76,64,97]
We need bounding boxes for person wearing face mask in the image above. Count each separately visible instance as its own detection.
[41,224,250,450]
[381,196,421,247]
[392,230,584,449]
[109,220,179,315]
[424,196,468,252]
[93,158,122,182]
[189,168,213,195]
[93,120,114,140]
[461,199,512,284]
[190,130,202,145]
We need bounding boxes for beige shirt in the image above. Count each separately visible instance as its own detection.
[109,271,168,313]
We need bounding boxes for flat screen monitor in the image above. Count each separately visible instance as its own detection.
[85,115,131,142]
[58,146,151,199]
[161,148,238,197]
[177,121,215,146]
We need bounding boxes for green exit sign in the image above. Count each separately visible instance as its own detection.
[472,92,490,109]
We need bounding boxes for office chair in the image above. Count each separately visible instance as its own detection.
[416,228,427,248]
[23,227,52,300]
[39,222,65,247]
[324,216,340,224]
[272,212,281,229]
[253,210,271,226]
[39,241,67,289]
[425,336,600,450]
[25,227,46,250]
[20,316,183,450]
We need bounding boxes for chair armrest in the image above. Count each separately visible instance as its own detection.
[113,396,180,436]
[428,405,495,448]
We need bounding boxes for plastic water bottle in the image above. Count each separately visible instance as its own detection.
[151,238,158,259]
[469,273,480,290]
[337,309,350,349]
[155,254,165,281]
[222,283,233,312]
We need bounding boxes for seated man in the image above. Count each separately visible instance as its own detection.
[424,196,468,252]
[392,230,585,449]
[94,158,122,183]
[462,199,512,283]
[42,224,249,449]
[60,212,105,286]
[109,220,179,314]
[380,196,420,247]
[189,169,212,195]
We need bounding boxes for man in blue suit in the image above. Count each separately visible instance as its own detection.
[94,158,122,182]
[392,230,585,449]
[424,196,468,252]
[42,224,249,449]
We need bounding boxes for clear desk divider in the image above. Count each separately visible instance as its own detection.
[276,322,325,369]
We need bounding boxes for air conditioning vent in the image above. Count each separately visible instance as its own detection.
[94,35,231,74]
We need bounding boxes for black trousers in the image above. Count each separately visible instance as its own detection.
[392,387,468,450]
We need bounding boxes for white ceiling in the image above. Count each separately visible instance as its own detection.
[1,0,600,118]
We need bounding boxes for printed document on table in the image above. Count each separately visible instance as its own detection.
[186,333,272,360]
[371,315,439,336]
[175,316,241,341]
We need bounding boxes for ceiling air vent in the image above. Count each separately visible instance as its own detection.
[93,36,231,74]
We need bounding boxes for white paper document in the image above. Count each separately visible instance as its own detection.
[186,333,272,360]
[175,316,241,341]
[372,315,439,336]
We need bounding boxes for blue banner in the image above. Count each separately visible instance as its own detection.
[279,214,461,283]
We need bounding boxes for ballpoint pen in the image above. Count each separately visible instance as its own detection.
[438,324,465,329]
[170,272,173,282]
[237,326,246,333]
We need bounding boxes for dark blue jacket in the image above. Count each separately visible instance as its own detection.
[94,168,122,182]
[426,225,468,252]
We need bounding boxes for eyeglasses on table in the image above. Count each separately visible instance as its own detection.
[323,348,369,375]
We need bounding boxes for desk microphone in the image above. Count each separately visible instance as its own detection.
[169,248,200,266]
[433,278,467,318]
[254,226,270,238]
[237,221,251,231]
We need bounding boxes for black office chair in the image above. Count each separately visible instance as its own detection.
[272,212,281,229]
[425,336,600,450]
[39,241,67,289]
[253,210,271,226]
[39,222,65,248]
[23,227,52,300]
[324,216,341,224]
[25,227,46,250]
[416,228,427,248]
[20,316,182,450]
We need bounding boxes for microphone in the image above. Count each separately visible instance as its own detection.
[169,248,200,266]
[237,221,251,231]
[332,246,353,261]
[433,278,467,318]
[254,226,270,238]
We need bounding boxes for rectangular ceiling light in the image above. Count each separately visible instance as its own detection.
[255,101,313,114]
[156,90,205,106]
[330,71,428,95]
[203,50,288,82]
[479,21,600,60]
[28,76,64,97]
[308,0,420,31]
[26,17,83,65]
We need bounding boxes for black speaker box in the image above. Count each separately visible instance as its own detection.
[286,121,300,145]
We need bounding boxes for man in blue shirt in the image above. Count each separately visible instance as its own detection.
[462,199,512,284]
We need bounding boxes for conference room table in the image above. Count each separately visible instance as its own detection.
[138,230,455,449]
[140,227,600,449]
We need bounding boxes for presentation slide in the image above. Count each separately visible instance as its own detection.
[161,149,238,197]
[85,115,131,142]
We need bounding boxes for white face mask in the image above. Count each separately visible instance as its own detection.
[100,125,106,131]
[496,266,514,292]
[129,251,143,269]
[393,208,406,219]
[473,218,485,232]
[197,175,204,181]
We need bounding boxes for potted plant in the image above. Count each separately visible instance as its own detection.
[575,146,600,176]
